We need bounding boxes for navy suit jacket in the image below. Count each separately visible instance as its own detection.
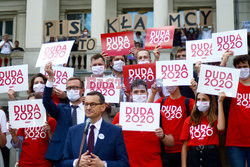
[62,120,129,167]
[43,86,76,161]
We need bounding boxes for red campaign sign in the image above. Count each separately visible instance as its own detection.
[123,63,156,90]
[101,31,134,56]
[145,26,175,50]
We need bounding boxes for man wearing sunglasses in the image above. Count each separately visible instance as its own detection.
[43,62,86,166]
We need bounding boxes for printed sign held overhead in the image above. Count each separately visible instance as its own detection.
[212,29,248,57]
[156,60,193,86]
[186,39,221,63]
[101,31,134,56]
[84,77,121,103]
[123,63,156,90]
[40,66,74,91]
[120,102,160,132]
[197,64,240,97]
[36,41,74,67]
[145,26,175,50]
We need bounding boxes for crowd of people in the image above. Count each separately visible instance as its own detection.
[0,26,249,167]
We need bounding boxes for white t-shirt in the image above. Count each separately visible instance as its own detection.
[0,109,7,134]
[0,40,14,54]
[201,29,212,39]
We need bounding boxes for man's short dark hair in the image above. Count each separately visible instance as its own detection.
[136,50,151,59]
[14,40,19,44]
[233,55,250,67]
[67,77,84,88]
[136,31,141,36]
[91,54,105,63]
[131,79,148,92]
[177,47,186,53]
[87,91,105,103]
[110,55,127,63]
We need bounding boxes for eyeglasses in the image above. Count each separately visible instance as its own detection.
[85,103,103,108]
[66,86,81,91]
[177,54,186,58]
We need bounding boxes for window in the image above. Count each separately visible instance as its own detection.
[0,20,13,41]
[66,12,91,33]
[126,11,154,28]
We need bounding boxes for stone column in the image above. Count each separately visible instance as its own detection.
[216,0,234,32]
[154,0,169,27]
[91,0,106,48]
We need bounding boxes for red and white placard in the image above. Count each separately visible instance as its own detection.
[36,41,74,67]
[40,66,74,91]
[0,64,28,93]
[101,31,134,56]
[9,99,46,129]
[212,29,248,57]
[156,60,193,86]
[84,77,121,103]
[123,63,156,90]
[145,26,175,50]
[197,64,240,97]
[186,39,221,63]
[120,102,160,132]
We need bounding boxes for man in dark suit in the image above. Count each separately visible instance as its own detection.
[43,62,86,166]
[62,91,129,167]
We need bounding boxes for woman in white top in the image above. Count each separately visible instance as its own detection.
[0,108,7,167]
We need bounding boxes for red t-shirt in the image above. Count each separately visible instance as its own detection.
[17,117,57,167]
[155,96,195,153]
[180,117,219,147]
[226,82,250,147]
[113,111,169,167]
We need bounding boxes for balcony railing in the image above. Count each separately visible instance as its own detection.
[0,52,24,67]
[67,51,87,71]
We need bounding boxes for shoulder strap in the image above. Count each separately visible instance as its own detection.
[159,110,166,163]
[185,97,190,116]
[160,97,167,111]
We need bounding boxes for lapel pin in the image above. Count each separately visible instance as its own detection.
[98,133,105,140]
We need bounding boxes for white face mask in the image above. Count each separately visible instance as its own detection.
[113,60,125,72]
[138,60,150,64]
[92,65,105,75]
[33,84,45,93]
[83,32,88,35]
[67,89,81,102]
[196,101,210,112]
[239,68,249,80]
[132,95,147,103]
[165,86,177,94]
[162,87,170,97]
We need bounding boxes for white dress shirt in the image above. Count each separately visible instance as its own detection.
[46,81,85,125]
[86,117,102,145]
[69,102,85,125]
[73,118,107,167]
